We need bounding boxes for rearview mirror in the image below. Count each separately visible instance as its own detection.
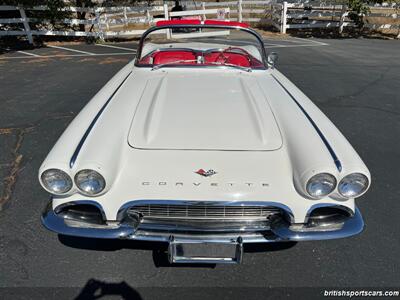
[267,52,278,68]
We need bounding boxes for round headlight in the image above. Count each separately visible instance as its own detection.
[338,173,369,198]
[41,169,72,194]
[306,173,337,199]
[75,169,105,196]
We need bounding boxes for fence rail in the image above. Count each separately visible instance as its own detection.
[1,1,399,43]
[0,5,166,42]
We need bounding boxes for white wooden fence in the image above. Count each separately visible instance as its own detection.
[165,6,230,39]
[1,1,399,43]
[0,5,166,43]
[189,1,399,36]
[0,4,234,43]
[283,2,399,36]
[281,2,350,33]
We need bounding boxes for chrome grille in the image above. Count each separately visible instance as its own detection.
[128,204,281,220]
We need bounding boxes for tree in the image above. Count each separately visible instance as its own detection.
[74,0,96,32]
[0,0,69,32]
[347,0,370,28]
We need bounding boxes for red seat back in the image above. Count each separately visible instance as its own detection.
[153,51,196,65]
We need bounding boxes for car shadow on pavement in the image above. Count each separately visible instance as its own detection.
[75,279,142,300]
[244,241,297,253]
[59,235,296,268]
[58,235,216,268]
[58,234,166,252]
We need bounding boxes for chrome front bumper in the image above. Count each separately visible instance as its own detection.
[41,202,364,243]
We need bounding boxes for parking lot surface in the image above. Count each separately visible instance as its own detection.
[0,37,399,298]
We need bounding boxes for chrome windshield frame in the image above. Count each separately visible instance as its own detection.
[135,24,268,69]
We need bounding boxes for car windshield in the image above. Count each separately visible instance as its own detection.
[136,24,266,70]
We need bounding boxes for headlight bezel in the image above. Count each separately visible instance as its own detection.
[40,168,73,195]
[74,169,106,196]
[306,173,337,199]
[338,173,369,198]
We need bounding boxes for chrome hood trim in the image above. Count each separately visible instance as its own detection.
[69,71,132,168]
[271,74,342,171]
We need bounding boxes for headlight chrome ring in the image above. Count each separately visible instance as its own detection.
[75,169,106,196]
[338,173,369,198]
[41,169,73,195]
[306,173,337,199]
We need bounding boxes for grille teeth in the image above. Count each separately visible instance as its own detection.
[128,204,281,220]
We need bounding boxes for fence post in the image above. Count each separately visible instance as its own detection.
[19,7,33,44]
[104,13,109,31]
[163,3,171,39]
[238,0,243,22]
[123,7,128,27]
[201,2,206,20]
[281,1,287,34]
[95,10,105,41]
[146,9,151,25]
[339,12,347,34]
[339,5,347,34]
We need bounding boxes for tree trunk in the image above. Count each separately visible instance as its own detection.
[76,0,86,32]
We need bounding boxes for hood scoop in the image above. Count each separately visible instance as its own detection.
[128,73,282,151]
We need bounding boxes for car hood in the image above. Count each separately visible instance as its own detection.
[128,72,282,151]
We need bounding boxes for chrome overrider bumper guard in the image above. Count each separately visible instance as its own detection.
[41,202,364,243]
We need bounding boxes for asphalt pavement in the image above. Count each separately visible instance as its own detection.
[0,37,399,299]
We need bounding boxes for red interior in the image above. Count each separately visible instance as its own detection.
[152,51,196,65]
[203,20,249,28]
[139,50,263,68]
[156,20,201,26]
[155,20,249,28]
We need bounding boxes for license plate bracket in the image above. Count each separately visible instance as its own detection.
[168,237,243,264]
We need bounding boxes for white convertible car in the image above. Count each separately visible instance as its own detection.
[40,20,371,264]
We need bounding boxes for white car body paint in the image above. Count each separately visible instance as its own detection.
[39,24,370,254]
[40,64,370,223]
